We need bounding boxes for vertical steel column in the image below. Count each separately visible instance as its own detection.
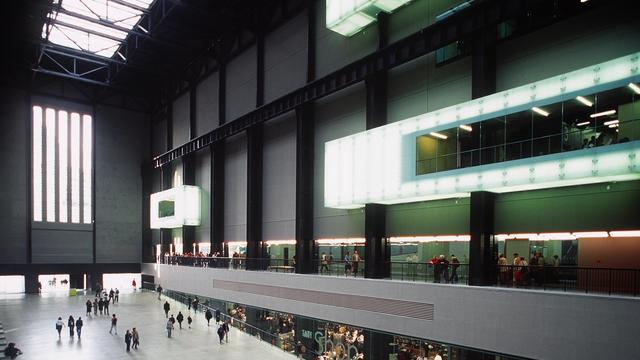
[160,105,173,256]
[468,191,496,286]
[295,104,316,274]
[246,124,264,270]
[469,26,497,285]
[181,85,197,255]
[364,12,390,279]
[141,160,154,263]
[211,62,227,257]
[245,33,267,270]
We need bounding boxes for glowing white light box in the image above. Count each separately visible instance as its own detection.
[324,52,640,208]
[326,0,412,36]
[150,185,201,229]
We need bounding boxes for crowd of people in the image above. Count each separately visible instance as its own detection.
[498,252,562,287]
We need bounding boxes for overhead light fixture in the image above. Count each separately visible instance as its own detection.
[575,96,593,107]
[609,230,640,237]
[137,25,149,34]
[629,82,640,95]
[532,107,550,117]
[576,121,590,126]
[459,124,473,132]
[116,52,126,61]
[580,0,589,3]
[590,110,616,118]
[430,132,448,140]
[608,124,619,128]
[603,119,619,126]
[265,240,297,246]
[572,231,609,238]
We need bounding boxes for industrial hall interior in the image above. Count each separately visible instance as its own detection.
[1,0,639,359]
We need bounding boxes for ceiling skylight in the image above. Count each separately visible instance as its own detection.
[42,0,155,58]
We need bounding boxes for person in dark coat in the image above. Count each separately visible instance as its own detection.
[93,298,98,316]
[205,309,213,326]
[3,343,22,359]
[217,324,225,344]
[187,315,193,329]
[75,317,83,339]
[104,297,110,315]
[132,328,140,349]
[124,330,132,351]
[215,309,221,324]
[85,300,92,316]
[192,297,199,312]
[98,298,104,315]
[187,297,192,310]
[163,301,170,318]
[67,316,75,337]
[176,312,184,329]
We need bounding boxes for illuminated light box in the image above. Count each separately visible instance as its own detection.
[326,0,412,36]
[150,185,201,229]
[325,53,640,208]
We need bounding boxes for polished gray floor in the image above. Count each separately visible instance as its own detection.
[0,291,295,359]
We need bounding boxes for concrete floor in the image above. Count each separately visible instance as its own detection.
[0,291,295,359]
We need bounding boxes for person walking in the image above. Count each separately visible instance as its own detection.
[109,314,118,335]
[166,318,174,338]
[163,301,170,318]
[75,317,83,339]
[55,317,64,339]
[176,311,184,329]
[115,289,119,303]
[124,330,132,351]
[67,316,75,337]
[104,297,110,315]
[132,279,137,292]
[205,309,213,326]
[157,285,163,300]
[187,315,193,329]
[187,297,192,311]
[217,324,225,344]
[223,320,230,343]
[85,300,92,316]
[98,298,104,315]
[132,328,140,349]
[93,298,98,316]
[215,309,221,324]
[109,289,114,304]
[192,297,199,312]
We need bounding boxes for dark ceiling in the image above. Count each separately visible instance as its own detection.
[1,0,307,109]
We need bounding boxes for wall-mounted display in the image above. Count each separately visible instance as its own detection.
[150,185,201,228]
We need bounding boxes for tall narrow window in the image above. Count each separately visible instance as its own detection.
[32,105,92,224]
[32,107,43,222]
[82,115,92,224]
[71,113,81,223]
[58,111,68,223]
[45,108,56,222]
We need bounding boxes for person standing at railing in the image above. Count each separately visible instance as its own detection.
[512,253,521,286]
[450,255,460,283]
[320,252,329,274]
[430,256,440,283]
[438,255,450,284]
[520,256,529,286]
[344,252,352,276]
[352,250,361,277]
[498,254,509,285]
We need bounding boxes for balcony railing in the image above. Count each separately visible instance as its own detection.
[157,255,640,297]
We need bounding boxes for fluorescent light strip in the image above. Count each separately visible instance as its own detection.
[264,240,297,246]
[575,96,593,107]
[603,119,619,126]
[572,231,609,238]
[532,107,550,117]
[430,131,448,140]
[576,121,590,126]
[608,124,619,128]
[459,124,473,132]
[629,82,640,95]
[316,238,365,245]
[609,230,640,237]
[590,110,616,118]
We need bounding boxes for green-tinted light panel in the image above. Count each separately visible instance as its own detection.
[326,0,412,36]
[324,53,640,208]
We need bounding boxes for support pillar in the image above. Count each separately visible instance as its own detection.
[141,160,154,263]
[182,154,196,254]
[471,28,497,99]
[160,165,172,256]
[295,104,316,274]
[211,144,226,256]
[246,124,265,270]
[468,191,497,286]
[363,12,390,279]
[25,272,38,294]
